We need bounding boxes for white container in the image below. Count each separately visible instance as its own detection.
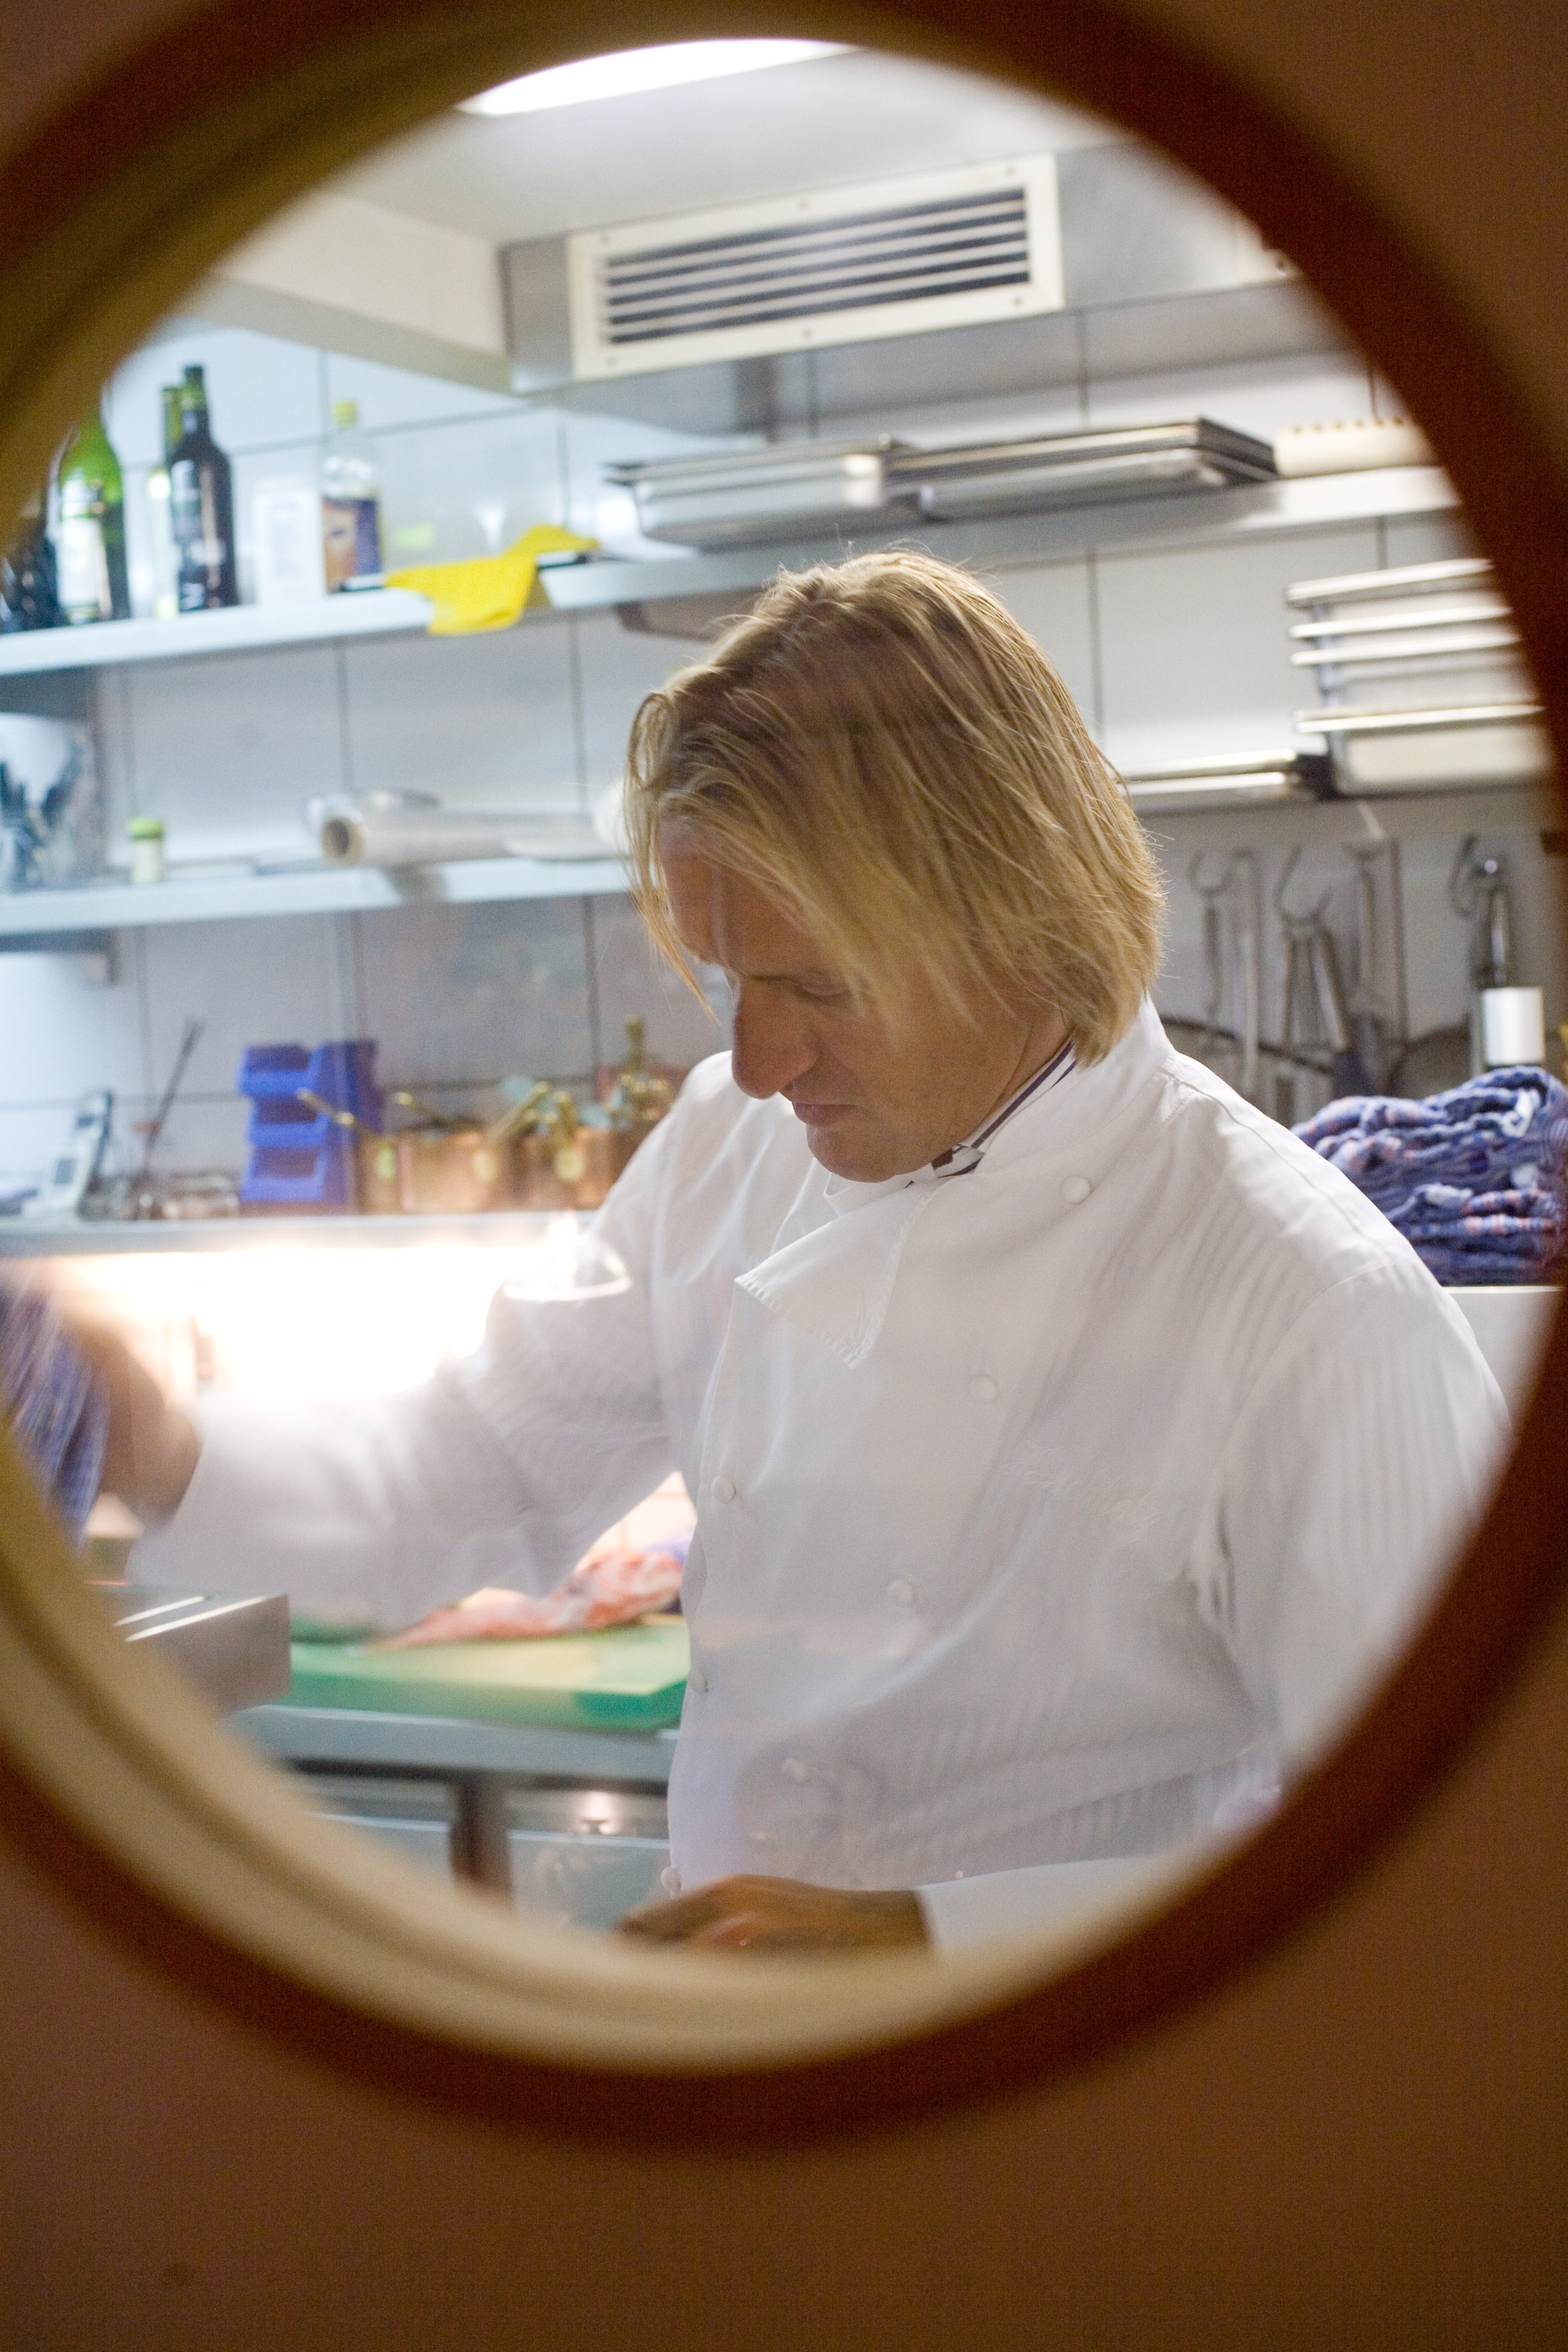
[1479,985,1546,1067]
[252,473,327,605]
[143,465,179,618]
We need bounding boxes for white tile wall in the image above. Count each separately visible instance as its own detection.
[992,559,1099,732]
[570,610,693,801]
[372,407,567,567]
[0,949,145,1107]
[342,623,579,810]
[125,644,346,861]
[323,351,520,433]
[352,897,594,1100]
[1095,521,1380,772]
[3,311,1556,1193]
[588,894,733,1079]
[107,322,324,466]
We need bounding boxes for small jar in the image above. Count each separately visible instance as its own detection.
[127,815,166,886]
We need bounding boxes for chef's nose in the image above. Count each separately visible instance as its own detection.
[730,984,818,1101]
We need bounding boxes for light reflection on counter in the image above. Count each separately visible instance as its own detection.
[12,1219,584,1402]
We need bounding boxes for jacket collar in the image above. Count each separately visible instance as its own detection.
[736,1000,1175,1366]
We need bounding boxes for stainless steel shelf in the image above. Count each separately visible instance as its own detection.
[0,852,626,939]
[545,465,1463,618]
[0,587,434,677]
[0,469,1460,685]
[1139,777,1556,854]
[0,1209,573,1257]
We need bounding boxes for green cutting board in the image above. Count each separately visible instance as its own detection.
[284,1618,689,1731]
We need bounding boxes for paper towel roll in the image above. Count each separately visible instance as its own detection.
[317,803,606,867]
[1479,985,1546,1068]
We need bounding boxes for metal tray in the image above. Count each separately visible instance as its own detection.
[891,419,1276,522]
[1294,701,1552,794]
[606,438,912,548]
[1121,748,1334,814]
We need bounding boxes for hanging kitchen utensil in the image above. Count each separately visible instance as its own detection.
[1232,849,1262,1106]
[1275,849,1373,1108]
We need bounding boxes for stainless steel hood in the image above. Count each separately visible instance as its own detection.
[504,142,1331,436]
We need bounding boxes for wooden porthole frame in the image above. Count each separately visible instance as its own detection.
[0,0,1564,2149]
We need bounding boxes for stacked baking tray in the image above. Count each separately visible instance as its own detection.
[1120,749,1334,814]
[607,418,1275,550]
[606,438,910,550]
[887,419,1276,522]
[1289,556,1550,794]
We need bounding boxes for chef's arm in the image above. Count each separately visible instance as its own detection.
[93,1144,680,1630]
[1201,1264,1511,1770]
[617,1858,1185,1953]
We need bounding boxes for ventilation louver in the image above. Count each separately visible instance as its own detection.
[567,158,1062,380]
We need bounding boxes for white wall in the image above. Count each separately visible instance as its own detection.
[1,311,1556,1188]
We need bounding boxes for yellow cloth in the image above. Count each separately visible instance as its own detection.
[385,524,597,635]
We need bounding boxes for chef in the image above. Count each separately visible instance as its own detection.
[110,551,1508,1955]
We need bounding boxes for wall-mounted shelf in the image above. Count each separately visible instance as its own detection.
[0,467,1459,690]
[0,587,435,680]
[546,465,1464,621]
[1138,777,1556,856]
[0,852,625,940]
[0,1208,571,1257]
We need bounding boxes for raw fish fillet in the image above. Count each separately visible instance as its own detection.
[380,1541,686,1649]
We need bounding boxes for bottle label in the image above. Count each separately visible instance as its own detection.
[54,515,110,622]
[322,496,381,590]
[254,482,326,604]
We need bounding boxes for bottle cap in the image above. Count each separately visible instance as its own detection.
[127,815,166,840]
[332,401,360,430]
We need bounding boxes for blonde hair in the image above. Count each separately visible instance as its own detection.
[624,551,1163,1062]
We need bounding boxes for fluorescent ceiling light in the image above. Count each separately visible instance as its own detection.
[459,41,849,118]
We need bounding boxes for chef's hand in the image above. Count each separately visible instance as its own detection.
[616,1874,928,1954]
[69,1320,200,1522]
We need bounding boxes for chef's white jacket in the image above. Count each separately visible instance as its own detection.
[137,1002,1509,1948]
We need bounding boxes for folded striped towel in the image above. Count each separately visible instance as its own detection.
[1294,1066,1568,1287]
[0,1283,105,1537]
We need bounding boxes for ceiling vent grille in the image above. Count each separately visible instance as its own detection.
[567,158,1062,379]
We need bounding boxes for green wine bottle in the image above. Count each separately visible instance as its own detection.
[142,385,183,620]
[53,402,131,625]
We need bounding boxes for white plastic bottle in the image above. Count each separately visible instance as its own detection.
[320,400,383,590]
[253,473,327,605]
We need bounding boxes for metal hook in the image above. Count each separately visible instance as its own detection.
[1187,850,1233,901]
[1273,844,1334,930]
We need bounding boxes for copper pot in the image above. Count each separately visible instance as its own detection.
[511,1126,643,1211]
[392,1128,510,1214]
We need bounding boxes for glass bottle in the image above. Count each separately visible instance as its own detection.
[0,486,62,631]
[142,385,183,620]
[52,403,131,625]
[169,364,238,611]
[320,400,383,589]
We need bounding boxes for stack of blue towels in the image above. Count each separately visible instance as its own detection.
[1294,1065,1568,1286]
[0,1285,105,1537]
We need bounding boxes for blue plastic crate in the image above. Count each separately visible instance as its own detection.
[237,1038,380,1119]
[237,1038,379,1211]
[240,1139,358,1211]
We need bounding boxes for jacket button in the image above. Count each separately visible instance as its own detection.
[688,1665,709,1694]
[1061,1174,1093,1204]
[887,1577,917,1606]
[712,1474,737,1503]
[781,1756,810,1783]
[661,1866,682,1895]
[970,1373,1000,1402]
